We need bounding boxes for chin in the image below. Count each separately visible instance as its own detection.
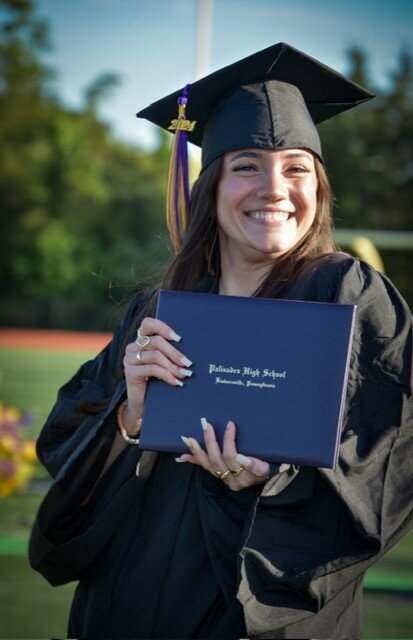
[252,241,297,257]
[247,231,301,255]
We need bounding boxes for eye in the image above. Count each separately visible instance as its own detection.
[286,164,311,174]
[232,164,258,173]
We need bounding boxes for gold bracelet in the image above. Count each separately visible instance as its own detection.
[117,400,142,445]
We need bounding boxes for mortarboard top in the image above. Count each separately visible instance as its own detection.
[136,42,375,168]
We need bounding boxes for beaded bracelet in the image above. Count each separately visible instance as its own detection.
[117,400,142,445]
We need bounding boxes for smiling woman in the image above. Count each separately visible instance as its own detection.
[217,148,318,293]
[29,43,413,640]
[162,144,334,301]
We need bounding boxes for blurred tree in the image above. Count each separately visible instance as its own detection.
[320,45,413,306]
[0,0,171,327]
[321,45,413,232]
[84,72,121,114]
[0,0,55,294]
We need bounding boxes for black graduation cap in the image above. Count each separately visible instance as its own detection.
[137,41,374,168]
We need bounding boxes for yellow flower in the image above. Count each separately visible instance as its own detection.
[21,439,37,462]
[0,479,16,498]
[13,461,32,487]
[3,407,21,422]
[0,402,37,498]
[0,433,18,455]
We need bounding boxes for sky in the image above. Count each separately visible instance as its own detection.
[35,0,413,150]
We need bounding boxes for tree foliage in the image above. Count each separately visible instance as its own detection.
[0,0,171,328]
[0,2,412,328]
[320,45,413,233]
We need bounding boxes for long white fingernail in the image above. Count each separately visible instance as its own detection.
[170,331,181,342]
[181,356,193,367]
[174,379,184,387]
[175,456,186,463]
[180,368,193,377]
[181,436,191,447]
[200,417,208,431]
[236,453,252,468]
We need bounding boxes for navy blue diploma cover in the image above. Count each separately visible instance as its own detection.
[139,291,356,468]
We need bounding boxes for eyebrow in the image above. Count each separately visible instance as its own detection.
[228,150,313,163]
[283,151,313,160]
[229,151,263,163]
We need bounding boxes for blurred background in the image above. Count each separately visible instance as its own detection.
[0,0,412,637]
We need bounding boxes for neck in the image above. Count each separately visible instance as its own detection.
[218,247,273,297]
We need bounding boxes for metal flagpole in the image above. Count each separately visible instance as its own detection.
[194,0,213,80]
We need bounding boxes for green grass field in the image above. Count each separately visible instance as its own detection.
[0,347,96,436]
[0,348,91,637]
[0,346,412,638]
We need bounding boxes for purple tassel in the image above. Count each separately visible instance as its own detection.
[166,84,194,253]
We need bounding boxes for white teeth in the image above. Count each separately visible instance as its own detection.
[248,212,290,221]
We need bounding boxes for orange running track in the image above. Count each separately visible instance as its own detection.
[0,328,112,352]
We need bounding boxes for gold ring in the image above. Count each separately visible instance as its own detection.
[136,335,150,349]
[137,327,149,339]
[136,351,143,363]
[214,469,231,481]
[229,467,244,477]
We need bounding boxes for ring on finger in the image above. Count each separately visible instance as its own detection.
[137,327,149,339]
[136,350,143,363]
[136,335,151,349]
[214,469,231,481]
[229,466,244,477]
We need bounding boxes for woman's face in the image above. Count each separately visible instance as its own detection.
[216,148,318,263]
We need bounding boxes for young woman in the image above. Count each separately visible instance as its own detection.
[30,43,413,639]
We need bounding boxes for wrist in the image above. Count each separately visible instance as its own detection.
[117,400,142,443]
[123,403,143,436]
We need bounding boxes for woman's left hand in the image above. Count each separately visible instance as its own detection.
[177,420,270,492]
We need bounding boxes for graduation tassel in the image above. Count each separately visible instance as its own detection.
[166,85,196,254]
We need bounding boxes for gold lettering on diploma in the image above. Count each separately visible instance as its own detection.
[208,363,287,390]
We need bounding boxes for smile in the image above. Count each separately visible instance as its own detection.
[245,211,291,221]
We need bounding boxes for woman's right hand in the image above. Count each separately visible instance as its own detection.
[122,317,193,435]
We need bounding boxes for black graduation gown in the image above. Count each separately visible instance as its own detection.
[65,449,254,639]
[29,253,413,639]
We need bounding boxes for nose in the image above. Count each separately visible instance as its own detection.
[256,168,288,201]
